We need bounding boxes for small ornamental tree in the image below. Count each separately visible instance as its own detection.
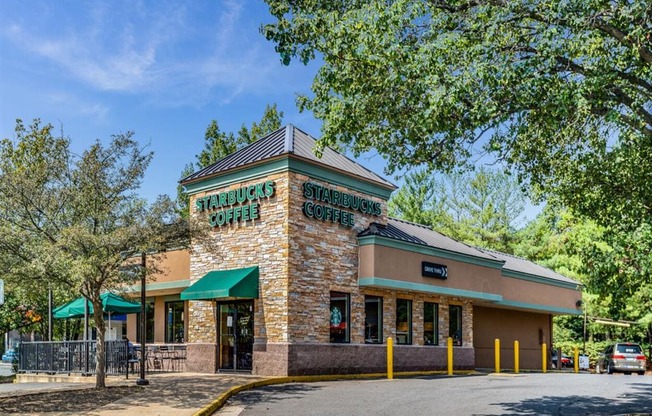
[0,119,187,387]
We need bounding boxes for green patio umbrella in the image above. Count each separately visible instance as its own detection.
[53,292,141,319]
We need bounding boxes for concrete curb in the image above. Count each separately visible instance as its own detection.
[193,370,480,416]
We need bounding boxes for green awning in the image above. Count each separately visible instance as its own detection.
[180,266,259,300]
[53,292,141,319]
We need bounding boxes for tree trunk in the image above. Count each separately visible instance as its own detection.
[91,297,106,388]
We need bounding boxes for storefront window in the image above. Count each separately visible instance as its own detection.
[136,300,155,344]
[165,301,185,343]
[424,302,438,345]
[330,291,350,343]
[396,299,412,344]
[364,296,383,344]
[449,304,463,346]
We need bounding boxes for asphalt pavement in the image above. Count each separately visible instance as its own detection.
[0,371,268,416]
[220,372,652,416]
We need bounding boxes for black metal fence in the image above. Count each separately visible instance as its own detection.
[18,340,130,377]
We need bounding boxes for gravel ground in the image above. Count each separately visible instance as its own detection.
[0,386,143,414]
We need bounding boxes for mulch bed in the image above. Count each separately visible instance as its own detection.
[0,386,142,413]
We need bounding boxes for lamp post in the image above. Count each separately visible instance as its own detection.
[137,252,149,386]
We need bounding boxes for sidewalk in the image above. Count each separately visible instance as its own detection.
[1,372,268,416]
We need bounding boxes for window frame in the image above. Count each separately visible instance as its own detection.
[330,291,350,343]
[364,295,383,344]
[164,300,185,343]
[423,301,439,346]
[396,298,412,345]
[449,304,463,346]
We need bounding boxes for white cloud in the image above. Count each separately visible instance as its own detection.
[2,0,296,107]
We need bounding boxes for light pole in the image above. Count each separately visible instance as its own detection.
[137,252,149,386]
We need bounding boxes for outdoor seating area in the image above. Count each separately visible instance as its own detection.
[17,341,187,377]
[128,344,187,374]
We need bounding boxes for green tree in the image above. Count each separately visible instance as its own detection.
[389,167,525,253]
[0,119,186,387]
[387,170,446,227]
[177,104,284,217]
[262,0,651,231]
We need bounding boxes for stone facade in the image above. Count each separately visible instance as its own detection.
[185,167,480,375]
[186,172,291,371]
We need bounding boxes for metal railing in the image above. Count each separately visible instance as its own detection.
[18,340,130,376]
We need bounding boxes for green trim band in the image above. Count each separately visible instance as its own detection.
[358,235,505,270]
[501,270,580,290]
[497,300,582,315]
[183,156,395,200]
[358,277,503,302]
[123,279,191,293]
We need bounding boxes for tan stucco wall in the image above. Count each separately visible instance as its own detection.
[145,250,190,283]
[359,244,504,297]
[501,276,581,312]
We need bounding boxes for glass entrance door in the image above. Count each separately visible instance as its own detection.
[218,301,254,371]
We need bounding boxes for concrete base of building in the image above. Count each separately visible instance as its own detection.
[186,343,218,373]
[253,342,475,376]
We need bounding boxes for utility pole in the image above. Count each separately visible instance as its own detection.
[137,252,149,386]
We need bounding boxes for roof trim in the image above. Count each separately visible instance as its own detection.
[183,155,395,199]
[359,277,503,302]
[284,124,294,153]
[123,279,191,293]
[358,235,505,270]
[501,269,582,290]
[496,299,583,315]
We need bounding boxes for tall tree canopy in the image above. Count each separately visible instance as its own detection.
[0,119,185,387]
[177,104,284,216]
[262,0,651,231]
[388,167,525,253]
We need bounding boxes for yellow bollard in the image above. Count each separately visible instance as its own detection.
[514,340,519,374]
[447,336,453,376]
[574,346,579,373]
[542,343,547,373]
[387,337,393,379]
[495,338,500,374]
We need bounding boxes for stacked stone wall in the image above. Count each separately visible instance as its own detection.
[187,172,291,353]
[286,172,388,344]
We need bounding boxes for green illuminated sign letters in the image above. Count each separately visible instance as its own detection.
[301,181,381,228]
[196,181,275,227]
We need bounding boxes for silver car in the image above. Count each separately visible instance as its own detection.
[596,342,647,375]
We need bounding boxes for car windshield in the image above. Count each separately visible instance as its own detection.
[616,344,642,354]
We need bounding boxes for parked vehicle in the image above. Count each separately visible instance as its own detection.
[1,349,17,363]
[551,352,573,368]
[596,342,646,375]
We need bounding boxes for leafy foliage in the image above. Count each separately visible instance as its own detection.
[262,0,651,232]
[0,119,186,387]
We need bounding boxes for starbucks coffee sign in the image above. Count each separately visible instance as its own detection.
[196,181,275,227]
[302,181,381,228]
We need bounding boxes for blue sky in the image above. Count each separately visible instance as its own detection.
[0,0,540,223]
[0,0,336,201]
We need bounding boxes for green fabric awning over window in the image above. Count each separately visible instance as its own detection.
[180,266,259,300]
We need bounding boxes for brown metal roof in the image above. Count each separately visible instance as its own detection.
[359,218,500,262]
[476,248,580,285]
[181,125,395,189]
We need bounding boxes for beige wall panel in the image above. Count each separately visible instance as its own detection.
[145,249,190,283]
[501,277,581,311]
[360,245,503,296]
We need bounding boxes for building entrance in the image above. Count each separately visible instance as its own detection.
[217,301,254,371]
